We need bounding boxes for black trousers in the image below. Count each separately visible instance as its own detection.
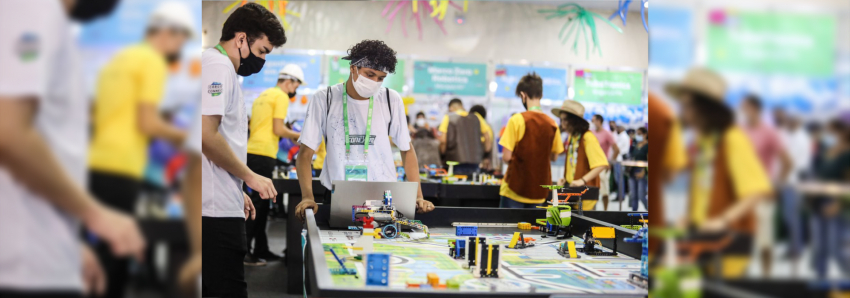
[244,154,275,255]
[0,290,81,298]
[202,217,248,298]
[87,171,141,298]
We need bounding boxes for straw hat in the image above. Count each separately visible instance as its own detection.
[664,68,727,103]
[551,100,586,122]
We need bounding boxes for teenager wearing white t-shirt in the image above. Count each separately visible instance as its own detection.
[294,40,435,221]
[0,1,145,297]
[200,3,283,297]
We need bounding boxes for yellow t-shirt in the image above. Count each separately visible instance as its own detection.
[438,110,491,139]
[247,87,290,158]
[664,121,687,172]
[312,140,326,170]
[88,43,167,179]
[690,127,772,225]
[564,131,609,183]
[498,113,565,204]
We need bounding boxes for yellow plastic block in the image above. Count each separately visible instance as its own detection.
[591,227,616,239]
[486,244,493,275]
[508,232,520,248]
[427,273,439,286]
[567,241,577,258]
[517,222,531,229]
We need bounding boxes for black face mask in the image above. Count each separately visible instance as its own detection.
[288,92,297,99]
[236,44,265,77]
[70,0,119,22]
[521,95,528,111]
[165,52,181,64]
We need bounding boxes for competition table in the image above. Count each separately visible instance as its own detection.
[294,206,647,297]
[273,178,501,205]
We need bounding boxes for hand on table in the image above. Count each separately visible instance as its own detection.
[699,217,727,233]
[83,204,146,261]
[416,199,435,213]
[558,178,566,186]
[81,244,105,297]
[245,172,277,202]
[569,178,586,187]
[243,192,255,220]
[295,197,319,222]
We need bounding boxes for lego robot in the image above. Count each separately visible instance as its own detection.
[351,190,429,239]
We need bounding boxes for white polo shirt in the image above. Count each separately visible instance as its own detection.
[0,1,85,291]
[299,84,411,190]
[201,47,247,218]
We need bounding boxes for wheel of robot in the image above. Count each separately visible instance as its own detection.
[381,224,398,239]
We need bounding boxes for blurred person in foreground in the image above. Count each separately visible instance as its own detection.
[775,110,811,270]
[808,118,850,278]
[591,114,620,210]
[739,95,793,277]
[628,127,648,211]
[470,104,495,171]
[86,3,194,295]
[499,73,564,208]
[243,64,304,266]
[438,98,492,175]
[293,39,435,220]
[0,1,146,297]
[201,3,284,297]
[665,68,772,278]
[553,100,608,210]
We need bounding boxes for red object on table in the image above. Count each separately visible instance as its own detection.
[362,216,374,229]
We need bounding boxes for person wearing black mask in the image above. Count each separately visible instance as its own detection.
[201,3,285,297]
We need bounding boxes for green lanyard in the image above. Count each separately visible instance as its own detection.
[528,106,542,111]
[215,44,227,55]
[342,82,375,156]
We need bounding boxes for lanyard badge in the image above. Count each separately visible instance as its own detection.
[342,82,374,181]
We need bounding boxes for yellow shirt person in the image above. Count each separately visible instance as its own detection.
[499,113,565,204]
[438,110,491,138]
[247,87,291,158]
[89,43,167,178]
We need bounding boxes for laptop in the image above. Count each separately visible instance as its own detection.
[328,180,418,229]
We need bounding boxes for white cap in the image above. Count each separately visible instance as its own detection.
[279,64,306,85]
[149,1,196,39]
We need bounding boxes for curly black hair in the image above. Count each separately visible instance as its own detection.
[220,3,286,47]
[343,40,397,74]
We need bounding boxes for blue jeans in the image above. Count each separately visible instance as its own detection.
[779,185,803,257]
[500,196,540,208]
[809,199,850,278]
[629,174,648,211]
[613,162,625,200]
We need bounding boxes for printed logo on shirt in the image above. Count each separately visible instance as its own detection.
[208,82,222,96]
[16,32,39,62]
[348,135,376,145]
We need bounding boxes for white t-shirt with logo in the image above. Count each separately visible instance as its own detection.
[300,84,411,190]
[201,47,247,218]
[0,1,85,291]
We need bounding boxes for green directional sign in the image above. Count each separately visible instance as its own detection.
[413,61,487,96]
[706,11,836,76]
[327,56,405,93]
[573,70,643,105]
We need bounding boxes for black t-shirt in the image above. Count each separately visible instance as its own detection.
[815,149,850,182]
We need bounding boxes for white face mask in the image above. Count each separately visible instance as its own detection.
[351,67,382,98]
[415,118,426,127]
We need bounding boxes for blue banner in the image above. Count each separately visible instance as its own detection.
[726,77,838,114]
[494,65,567,100]
[241,54,321,90]
[649,7,693,70]
[79,0,201,46]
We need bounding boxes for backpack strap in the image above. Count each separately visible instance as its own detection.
[324,86,331,143]
[386,87,392,133]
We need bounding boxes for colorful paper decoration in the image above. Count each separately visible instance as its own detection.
[222,0,301,32]
[608,0,649,32]
[382,0,468,40]
[538,3,622,59]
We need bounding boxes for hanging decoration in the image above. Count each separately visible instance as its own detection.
[381,0,468,40]
[222,1,302,31]
[608,0,649,32]
[538,3,622,59]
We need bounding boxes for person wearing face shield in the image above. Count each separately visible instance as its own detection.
[200,3,285,297]
[243,64,303,266]
[294,40,435,222]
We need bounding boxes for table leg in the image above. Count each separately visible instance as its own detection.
[286,193,303,295]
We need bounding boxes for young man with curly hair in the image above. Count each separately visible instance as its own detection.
[200,3,285,297]
[294,40,435,221]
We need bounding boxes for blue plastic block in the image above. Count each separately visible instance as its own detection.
[454,239,466,258]
[365,253,390,286]
[456,226,477,236]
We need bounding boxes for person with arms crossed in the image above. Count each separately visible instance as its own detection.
[294,40,435,221]
[0,1,145,297]
[552,101,609,211]
[243,64,304,266]
[201,3,283,297]
[499,73,564,208]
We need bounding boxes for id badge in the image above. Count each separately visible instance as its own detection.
[344,159,368,181]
